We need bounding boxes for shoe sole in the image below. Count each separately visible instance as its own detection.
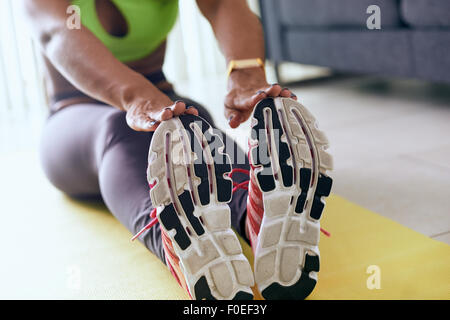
[249,97,333,299]
[148,115,254,300]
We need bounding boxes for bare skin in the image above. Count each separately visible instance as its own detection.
[197,0,296,128]
[22,0,295,131]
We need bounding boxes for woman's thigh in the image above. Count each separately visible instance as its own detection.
[40,103,122,197]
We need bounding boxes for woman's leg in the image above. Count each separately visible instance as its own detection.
[40,98,250,263]
[40,103,167,259]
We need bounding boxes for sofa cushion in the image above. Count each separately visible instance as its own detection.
[276,0,402,28]
[284,29,413,76]
[401,0,450,28]
[410,31,450,82]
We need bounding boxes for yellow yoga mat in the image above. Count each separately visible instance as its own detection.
[0,152,449,299]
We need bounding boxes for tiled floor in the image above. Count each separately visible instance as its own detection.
[175,75,450,244]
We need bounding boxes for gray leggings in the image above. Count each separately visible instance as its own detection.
[40,92,250,262]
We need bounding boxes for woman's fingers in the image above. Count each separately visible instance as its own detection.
[148,100,188,122]
[158,107,173,121]
[126,111,157,132]
[280,88,291,97]
[185,106,199,116]
[250,90,267,106]
[223,84,298,130]
[264,83,283,97]
[144,101,198,130]
[225,106,254,129]
[143,119,160,131]
[263,84,295,99]
[225,94,254,128]
[225,89,271,128]
[170,100,187,116]
[225,108,241,129]
[127,99,199,132]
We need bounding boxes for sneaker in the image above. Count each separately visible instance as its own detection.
[134,115,254,300]
[246,97,333,299]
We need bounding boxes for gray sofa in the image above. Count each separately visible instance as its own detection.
[259,0,450,83]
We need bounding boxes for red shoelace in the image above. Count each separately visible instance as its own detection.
[131,207,158,241]
[228,168,330,237]
[131,168,331,241]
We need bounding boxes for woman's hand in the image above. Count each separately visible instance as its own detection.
[125,93,198,132]
[224,68,297,129]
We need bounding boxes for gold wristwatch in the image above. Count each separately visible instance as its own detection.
[227,58,265,77]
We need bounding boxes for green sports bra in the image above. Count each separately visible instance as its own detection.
[71,0,178,62]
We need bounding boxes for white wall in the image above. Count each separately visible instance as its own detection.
[0,0,47,120]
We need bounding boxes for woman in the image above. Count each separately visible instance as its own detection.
[22,0,332,300]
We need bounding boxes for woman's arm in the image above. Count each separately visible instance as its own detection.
[21,0,196,131]
[197,0,295,128]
